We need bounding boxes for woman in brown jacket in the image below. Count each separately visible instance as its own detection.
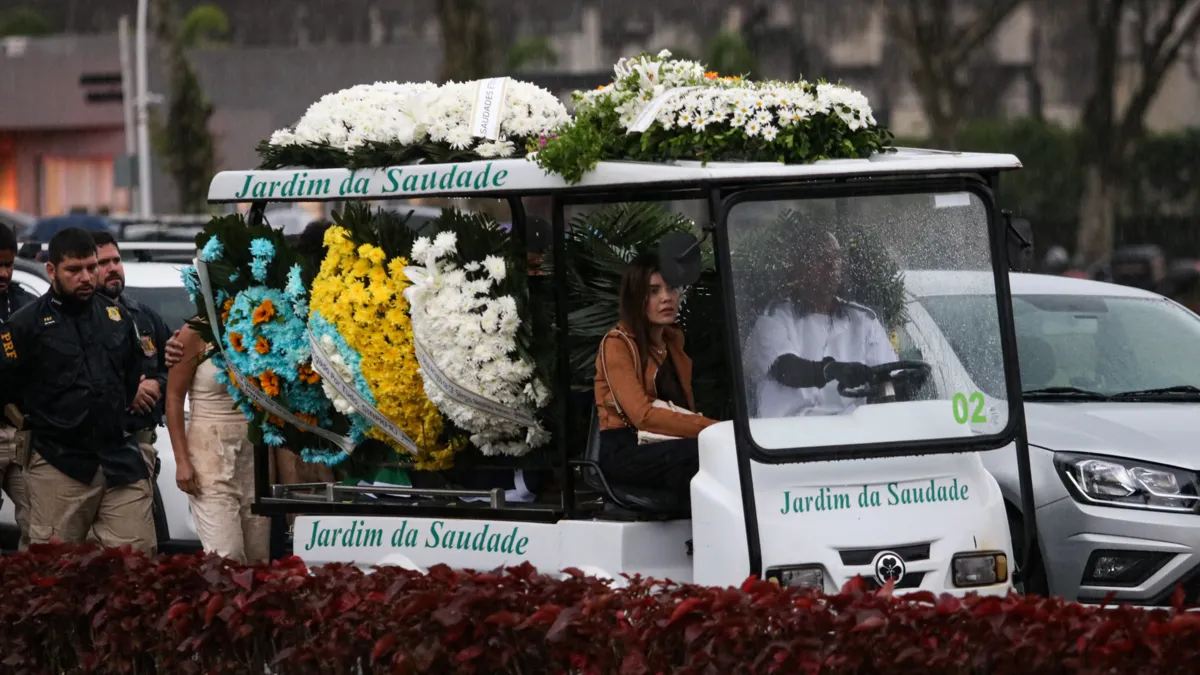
[594,254,719,504]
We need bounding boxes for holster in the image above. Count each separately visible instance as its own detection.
[5,404,30,470]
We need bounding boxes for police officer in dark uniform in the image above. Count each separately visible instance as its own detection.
[0,224,37,550]
[0,227,156,554]
[93,231,172,547]
[0,225,37,321]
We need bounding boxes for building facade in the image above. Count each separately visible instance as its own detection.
[1,0,1197,216]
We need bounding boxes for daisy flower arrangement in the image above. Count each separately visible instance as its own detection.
[307,203,466,470]
[183,216,359,466]
[533,50,894,184]
[257,78,568,170]
[402,209,554,458]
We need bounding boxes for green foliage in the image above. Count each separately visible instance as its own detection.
[190,215,306,340]
[180,3,229,47]
[550,203,731,418]
[256,139,482,171]
[662,46,697,62]
[538,89,891,185]
[331,202,420,262]
[159,59,217,213]
[899,118,1081,250]
[955,118,1082,226]
[550,202,701,388]
[534,51,893,184]
[904,117,1200,255]
[0,7,53,37]
[529,113,610,184]
[154,0,218,214]
[552,200,909,422]
[505,36,559,72]
[1130,129,1200,208]
[706,30,757,78]
[729,206,908,332]
[437,0,491,81]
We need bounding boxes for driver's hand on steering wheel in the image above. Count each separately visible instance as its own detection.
[822,358,872,389]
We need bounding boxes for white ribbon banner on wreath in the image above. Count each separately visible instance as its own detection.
[627,86,706,133]
[305,329,421,457]
[471,77,510,141]
[411,334,541,430]
[193,259,357,455]
[402,262,541,430]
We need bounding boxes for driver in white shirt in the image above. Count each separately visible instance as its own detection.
[743,228,898,418]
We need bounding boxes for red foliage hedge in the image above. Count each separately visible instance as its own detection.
[3,543,1200,675]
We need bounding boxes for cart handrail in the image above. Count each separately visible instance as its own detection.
[272,482,509,508]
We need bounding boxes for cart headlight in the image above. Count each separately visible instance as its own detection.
[952,551,1008,587]
[1054,453,1200,512]
[765,565,825,589]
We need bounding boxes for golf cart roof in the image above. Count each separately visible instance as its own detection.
[905,271,1164,300]
[207,148,1022,204]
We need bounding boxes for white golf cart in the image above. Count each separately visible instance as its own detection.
[206,148,1038,596]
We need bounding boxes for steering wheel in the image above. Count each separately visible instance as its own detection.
[837,360,933,400]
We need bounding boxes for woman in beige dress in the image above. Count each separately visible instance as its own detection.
[165,323,270,563]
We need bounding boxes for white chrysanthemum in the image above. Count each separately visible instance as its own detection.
[815,82,875,130]
[482,255,507,281]
[267,81,437,151]
[405,236,548,457]
[475,140,517,158]
[268,78,567,158]
[425,79,568,155]
[445,127,474,150]
[411,237,431,262]
[431,231,458,260]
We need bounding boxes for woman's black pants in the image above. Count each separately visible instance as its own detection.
[598,428,699,504]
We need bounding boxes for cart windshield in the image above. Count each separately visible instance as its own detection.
[727,189,1012,455]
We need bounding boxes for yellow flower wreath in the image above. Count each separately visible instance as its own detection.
[309,226,462,469]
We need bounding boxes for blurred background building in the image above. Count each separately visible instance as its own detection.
[2,0,1199,266]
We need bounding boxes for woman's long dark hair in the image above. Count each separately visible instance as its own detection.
[618,253,665,369]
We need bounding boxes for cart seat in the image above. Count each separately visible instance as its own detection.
[573,406,689,521]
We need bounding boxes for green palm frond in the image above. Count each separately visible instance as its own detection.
[333,202,421,262]
[543,203,700,388]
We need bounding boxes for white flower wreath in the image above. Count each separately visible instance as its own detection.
[403,231,550,457]
[265,78,569,160]
[580,50,877,138]
[268,81,438,151]
[423,79,570,158]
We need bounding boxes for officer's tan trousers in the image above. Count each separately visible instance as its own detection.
[0,431,30,550]
[26,450,157,556]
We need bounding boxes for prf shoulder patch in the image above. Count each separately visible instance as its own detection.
[106,306,122,322]
[1,331,16,361]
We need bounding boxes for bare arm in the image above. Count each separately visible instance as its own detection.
[166,325,206,495]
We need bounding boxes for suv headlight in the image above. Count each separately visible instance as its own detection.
[1054,453,1200,512]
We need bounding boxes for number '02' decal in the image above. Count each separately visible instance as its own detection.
[952,392,987,424]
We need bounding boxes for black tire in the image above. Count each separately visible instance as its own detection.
[1008,508,1050,596]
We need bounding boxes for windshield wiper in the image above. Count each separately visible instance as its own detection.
[1021,386,1111,401]
[1112,385,1200,399]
